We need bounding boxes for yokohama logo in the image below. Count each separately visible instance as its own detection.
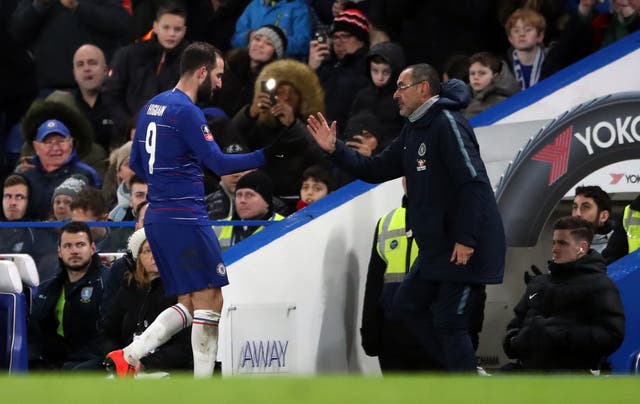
[531,126,572,185]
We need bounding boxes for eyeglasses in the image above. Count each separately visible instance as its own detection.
[395,80,426,92]
[39,138,72,148]
[330,33,353,42]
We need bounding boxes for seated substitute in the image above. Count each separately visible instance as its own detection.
[29,221,111,371]
[502,216,625,372]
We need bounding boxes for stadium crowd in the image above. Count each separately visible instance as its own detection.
[0,0,639,374]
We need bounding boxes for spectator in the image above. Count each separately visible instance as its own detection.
[349,42,406,150]
[19,118,102,220]
[0,174,51,271]
[102,201,149,309]
[70,187,130,253]
[308,0,354,39]
[72,44,120,153]
[498,0,568,45]
[9,0,129,93]
[110,173,147,223]
[309,8,370,136]
[572,185,628,264]
[51,175,88,222]
[463,51,519,119]
[103,141,134,214]
[0,0,37,181]
[226,59,328,203]
[205,143,289,220]
[576,0,640,50]
[367,1,505,74]
[28,221,111,370]
[343,110,383,157]
[186,0,251,54]
[214,24,288,117]
[502,216,625,372]
[505,8,561,90]
[296,165,335,211]
[102,228,192,373]
[441,54,471,83]
[231,0,312,59]
[214,170,284,251]
[103,2,189,130]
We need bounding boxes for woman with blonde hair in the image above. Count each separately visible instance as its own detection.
[102,228,192,373]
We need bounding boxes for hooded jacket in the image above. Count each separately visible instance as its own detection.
[463,60,520,119]
[227,59,328,198]
[329,79,505,284]
[349,42,406,150]
[503,251,625,371]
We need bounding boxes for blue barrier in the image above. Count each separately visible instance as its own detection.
[608,249,640,373]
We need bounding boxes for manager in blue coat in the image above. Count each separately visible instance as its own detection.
[307,64,506,371]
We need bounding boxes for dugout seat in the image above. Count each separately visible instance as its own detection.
[631,351,640,374]
[0,260,28,372]
[0,254,40,314]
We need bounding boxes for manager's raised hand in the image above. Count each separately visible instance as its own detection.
[307,112,337,153]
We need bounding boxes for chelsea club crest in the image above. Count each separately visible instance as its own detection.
[80,287,93,303]
[418,142,426,156]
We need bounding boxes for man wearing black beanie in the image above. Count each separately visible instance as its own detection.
[214,170,284,250]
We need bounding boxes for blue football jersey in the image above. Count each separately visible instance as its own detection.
[130,88,266,224]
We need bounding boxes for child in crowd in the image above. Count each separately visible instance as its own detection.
[463,51,519,119]
[51,175,88,222]
[505,8,556,90]
[296,165,336,211]
[349,42,405,150]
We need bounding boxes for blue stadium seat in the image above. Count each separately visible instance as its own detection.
[0,261,28,373]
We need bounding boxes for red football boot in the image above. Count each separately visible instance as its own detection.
[104,349,137,377]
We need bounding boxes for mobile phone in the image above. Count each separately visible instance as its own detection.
[261,79,277,104]
[314,32,325,44]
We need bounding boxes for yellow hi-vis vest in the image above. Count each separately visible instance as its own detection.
[623,204,640,253]
[376,207,419,284]
[215,213,284,251]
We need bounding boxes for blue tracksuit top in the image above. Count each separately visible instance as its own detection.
[130,88,266,225]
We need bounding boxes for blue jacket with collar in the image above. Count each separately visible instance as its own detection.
[329,79,505,284]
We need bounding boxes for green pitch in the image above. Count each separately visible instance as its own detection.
[1,374,639,403]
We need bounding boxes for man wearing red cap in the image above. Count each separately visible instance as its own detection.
[309,8,370,136]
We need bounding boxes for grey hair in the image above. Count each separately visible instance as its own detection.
[407,63,441,95]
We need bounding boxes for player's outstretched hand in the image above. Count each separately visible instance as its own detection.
[307,112,337,153]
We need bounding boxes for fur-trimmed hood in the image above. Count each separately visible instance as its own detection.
[21,90,95,158]
[254,59,324,126]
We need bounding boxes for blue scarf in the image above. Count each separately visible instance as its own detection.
[512,47,545,90]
